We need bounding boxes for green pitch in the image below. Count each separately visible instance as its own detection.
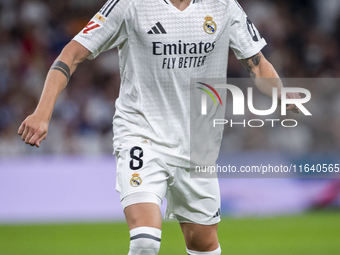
[0,212,339,255]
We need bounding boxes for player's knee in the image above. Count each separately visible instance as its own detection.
[128,227,161,255]
[187,245,221,255]
[184,228,218,252]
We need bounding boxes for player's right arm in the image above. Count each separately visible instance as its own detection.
[19,0,133,147]
[18,41,91,147]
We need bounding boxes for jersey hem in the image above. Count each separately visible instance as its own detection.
[166,213,221,225]
[236,39,267,60]
[72,38,97,60]
[118,189,164,203]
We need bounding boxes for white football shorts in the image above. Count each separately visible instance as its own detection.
[115,137,221,225]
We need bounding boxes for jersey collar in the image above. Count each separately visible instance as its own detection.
[162,0,197,15]
[163,0,196,5]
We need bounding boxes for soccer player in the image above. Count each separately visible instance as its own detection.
[18,0,300,254]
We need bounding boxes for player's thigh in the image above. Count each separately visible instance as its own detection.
[115,140,168,230]
[165,166,221,225]
[115,140,168,201]
[124,202,162,230]
[180,223,219,251]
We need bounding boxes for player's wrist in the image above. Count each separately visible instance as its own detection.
[33,107,52,123]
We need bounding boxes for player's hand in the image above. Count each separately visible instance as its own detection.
[285,92,301,114]
[18,114,49,148]
[278,91,301,114]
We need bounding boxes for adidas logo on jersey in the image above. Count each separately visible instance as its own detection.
[147,22,167,34]
[213,208,221,218]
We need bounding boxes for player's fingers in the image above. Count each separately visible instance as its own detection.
[18,122,25,135]
[21,125,30,141]
[28,133,41,147]
[29,128,47,147]
[294,92,301,99]
[286,104,300,113]
[293,108,300,114]
[36,134,47,148]
[286,104,295,110]
[293,104,300,113]
[24,130,35,144]
[286,93,301,101]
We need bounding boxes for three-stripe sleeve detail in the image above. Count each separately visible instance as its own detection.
[100,0,120,17]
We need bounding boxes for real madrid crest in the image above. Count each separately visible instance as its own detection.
[130,173,142,187]
[203,15,216,34]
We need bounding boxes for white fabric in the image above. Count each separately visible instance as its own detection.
[128,227,162,255]
[121,192,162,209]
[115,138,221,225]
[73,0,267,168]
[187,245,221,255]
[130,226,162,238]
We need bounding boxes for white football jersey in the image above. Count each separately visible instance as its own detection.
[73,0,266,166]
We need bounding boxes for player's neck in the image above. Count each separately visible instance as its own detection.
[170,0,191,11]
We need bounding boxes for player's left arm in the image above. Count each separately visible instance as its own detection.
[240,51,300,113]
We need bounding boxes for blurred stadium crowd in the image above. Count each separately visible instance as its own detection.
[0,0,340,156]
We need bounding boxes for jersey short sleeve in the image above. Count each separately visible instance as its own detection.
[73,0,134,60]
[229,0,267,60]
